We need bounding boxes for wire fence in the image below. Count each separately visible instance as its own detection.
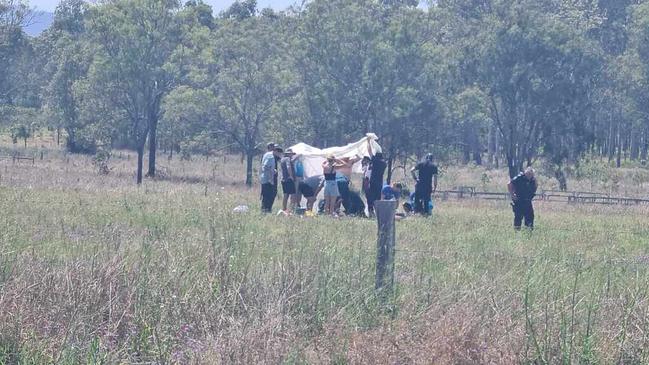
[434,188,649,206]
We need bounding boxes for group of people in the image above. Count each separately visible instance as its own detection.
[260,139,540,230]
[259,141,440,218]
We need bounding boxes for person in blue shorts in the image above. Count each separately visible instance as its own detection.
[322,155,344,216]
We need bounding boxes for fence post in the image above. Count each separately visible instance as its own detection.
[375,200,397,296]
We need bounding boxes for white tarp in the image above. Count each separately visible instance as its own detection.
[290,133,383,178]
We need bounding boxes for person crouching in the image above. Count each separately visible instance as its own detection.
[298,175,324,212]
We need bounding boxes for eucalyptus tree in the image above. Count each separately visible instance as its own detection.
[85,0,180,183]
[206,13,300,186]
[440,0,605,178]
[0,0,30,105]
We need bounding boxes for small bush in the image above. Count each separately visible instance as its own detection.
[92,149,111,175]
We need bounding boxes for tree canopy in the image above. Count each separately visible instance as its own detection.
[3,0,649,186]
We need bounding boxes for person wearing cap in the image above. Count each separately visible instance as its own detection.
[507,167,537,230]
[411,153,438,216]
[260,144,281,213]
[261,142,275,164]
[280,148,297,212]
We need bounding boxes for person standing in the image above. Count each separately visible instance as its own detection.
[280,148,297,212]
[322,155,343,216]
[335,156,361,214]
[411,153,438,216]
[366,141,386,217]
[293,154,305,208]
[507,167,537,230]
[260,145,281,213]
[361,156,372,209]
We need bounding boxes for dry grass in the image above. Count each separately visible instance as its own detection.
[2,138,649,364]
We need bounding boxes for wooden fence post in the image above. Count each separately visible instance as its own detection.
[375,200,397,295]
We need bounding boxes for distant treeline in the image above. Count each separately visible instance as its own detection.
[1,0,649,187]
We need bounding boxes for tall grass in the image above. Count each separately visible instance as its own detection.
[2,150,649,363]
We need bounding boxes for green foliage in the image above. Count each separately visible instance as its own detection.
[0,0,31,104]
[4,175,649,362]
[9,123,29,146]
[3,0,649,189]
[160,85,218,156]
[221,0,257,20]
[202,14,300,185]
[84,0,181,182]
[91,148,111,175]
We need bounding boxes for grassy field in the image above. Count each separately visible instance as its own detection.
[2,138,649,364]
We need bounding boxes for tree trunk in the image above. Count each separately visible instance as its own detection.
[147,119,157,177]
[23,138,27,149]
[386,154,394,185]
[57,128,60,146]
[641,129,648,162]
[487,124,495,167]
[245,151,254,187]
[608,117,615,163]
[494,130,500,169]
[473,137,483,165]
[616,127,622,168]
[507,157,518,179]
[555,167,568,191]
[462,130,471,164]
[631,132,640,161]
[136,145,144,185]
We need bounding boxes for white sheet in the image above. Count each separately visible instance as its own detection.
[290,133,383,178]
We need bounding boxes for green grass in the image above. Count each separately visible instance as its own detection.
[2,180,649,363]
[2,140,649,363]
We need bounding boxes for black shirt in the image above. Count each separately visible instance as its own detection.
[415,161,438,189]
[511,173,537,201]
[370,156,386,186]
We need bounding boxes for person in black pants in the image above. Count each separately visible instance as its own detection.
[411,153,438,216]
[507,167,537,229]
[366,140,386,217]
[260,145,282,213]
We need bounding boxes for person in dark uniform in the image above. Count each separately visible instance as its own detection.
[366,140,386,217]
[411,153,438,216]
[280,148,297,212]
[507,167,537,230]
